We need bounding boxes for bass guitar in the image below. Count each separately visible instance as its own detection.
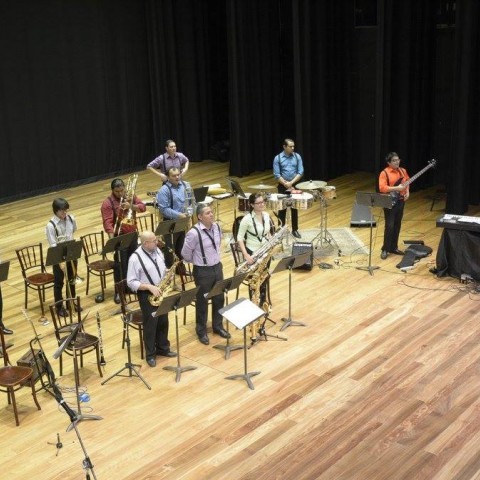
[390,159,437,206]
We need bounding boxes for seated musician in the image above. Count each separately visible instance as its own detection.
[236,193,275,306]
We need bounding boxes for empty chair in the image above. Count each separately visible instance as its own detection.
[80,231,115,302]
[16,243,55,317]
[49,297,103,384]
[115,280,145,359]
[229,241,250,300]
[0,327,41,425]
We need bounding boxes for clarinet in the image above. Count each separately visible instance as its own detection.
[96,312,106,366]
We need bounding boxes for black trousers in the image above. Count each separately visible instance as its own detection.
[53,261,77,305]
[193,263,225,337]
[163,231,185,268]
[382,200,405,252]
[113,232,138,283]
[277,184,299,231]
[137,291,170,360]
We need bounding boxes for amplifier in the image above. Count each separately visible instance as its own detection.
[17,349,46,385]
[292,242,314,271]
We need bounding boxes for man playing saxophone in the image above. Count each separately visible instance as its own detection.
[101,177,146,303]
[181,203,229,346]
[127,231,177,368]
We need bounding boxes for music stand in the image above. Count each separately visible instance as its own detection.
[155,288,199,383]
[52,312,103,430]
[102,231,137,278]
[101,312,151,390]
[220,298,265,390]
[46,240,83,308]
[226,177,246,220]
[355,192,393,276]
[0,261,10,283]
[206,273,247,359]
[271,252,311,331]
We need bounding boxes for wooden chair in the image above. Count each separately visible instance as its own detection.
[136,212,154,233]
[49,297,103,384]
[0,328,41,426]
[229,241,250,299]
[115,280,145,359]
[16,243,55,317]
[80,231,115,301]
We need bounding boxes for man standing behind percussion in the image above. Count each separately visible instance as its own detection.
[127,231,176,367]
[46,198,78,317]
[147,139,190,183]
[273,138,304,238]
[157,167,191,267]
[378,152,410,260]
[101,178,146,302]
[181,203,229,346]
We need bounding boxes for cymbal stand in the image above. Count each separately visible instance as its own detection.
[101,313,151,390]
[312,194,340,254]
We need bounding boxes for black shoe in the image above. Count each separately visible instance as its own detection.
[147,358,156,367]
[213,328,231,339]
[56,307,68,318]
[391,249,404,255]
[0,326,13,335]
[292,230,301,239]
[198,335,210,345]
[380,250,388,260]
[114,293,121,304]
[157,350,177,358]
[429,267,438,275]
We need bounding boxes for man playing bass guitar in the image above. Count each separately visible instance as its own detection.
[379,152,410,260]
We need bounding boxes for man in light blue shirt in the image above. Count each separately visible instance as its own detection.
[273,138,304,238]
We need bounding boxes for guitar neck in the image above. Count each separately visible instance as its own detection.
[403,161,435,187]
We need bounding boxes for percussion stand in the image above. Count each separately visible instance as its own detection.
[219,298,266,390]
[355,192,393,276]
[271,253,311,331]
[156,288,199,383]
[207,274,247,359]
[312,194,340,254]
[101,313,151,390]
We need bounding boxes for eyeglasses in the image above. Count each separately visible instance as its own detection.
[254,201,265,205]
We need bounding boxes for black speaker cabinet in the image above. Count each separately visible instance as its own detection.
[350,202,376,227]
[292,242,313,270]
[17,349,46,385]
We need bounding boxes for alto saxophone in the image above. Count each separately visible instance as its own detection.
[148,258,182,306]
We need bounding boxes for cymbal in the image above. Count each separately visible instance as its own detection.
[248,183,275,190]
[296,180,327,190]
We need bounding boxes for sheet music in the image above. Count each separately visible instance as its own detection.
[219,298,265,329]
[441,214,480,224]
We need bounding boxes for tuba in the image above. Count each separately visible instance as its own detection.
[148,258,182,306]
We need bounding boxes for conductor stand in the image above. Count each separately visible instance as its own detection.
[102,232,137,304]
[52,316,103,430]
[101,312,151,390]
[52,383,98,480]
[46,240,83,313]
[156,288,199,383]
[273,252,311,331]
[220,298,265,390]
[355,192,393,276]
[207,273,247,359]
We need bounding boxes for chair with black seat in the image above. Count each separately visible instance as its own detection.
[0,327,41,426]
[16,243,55,317]
[115,279,145,359]
[80,231,115,302]
[49,296,103,384]
[136,213,154,233]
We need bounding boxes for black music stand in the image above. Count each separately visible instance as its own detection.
[155,288,199,383]
[102,232,137,278]
[101,312,151,390]
[355,192,393,276]
[0,261,10,283]
[46,240,83,309]
[206,273,247,359]
[272,252,311,331]
[220,298,266,390]
[52,312,103,431]
[155,217,190,238]
[226,177,246,219]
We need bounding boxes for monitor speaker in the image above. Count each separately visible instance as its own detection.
[292,242,313,270]
[350,202,376,227]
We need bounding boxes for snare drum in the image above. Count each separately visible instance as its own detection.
[237,193,251,212]
[322,186,337,200]
[291,192,314,209]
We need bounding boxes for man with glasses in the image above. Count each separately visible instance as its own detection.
[273,138,304,238]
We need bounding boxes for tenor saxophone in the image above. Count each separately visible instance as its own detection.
[148,258,182,306]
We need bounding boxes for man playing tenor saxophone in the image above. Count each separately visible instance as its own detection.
[127,231,177,367]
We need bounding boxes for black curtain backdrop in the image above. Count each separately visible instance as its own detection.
[0,1,479,213]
